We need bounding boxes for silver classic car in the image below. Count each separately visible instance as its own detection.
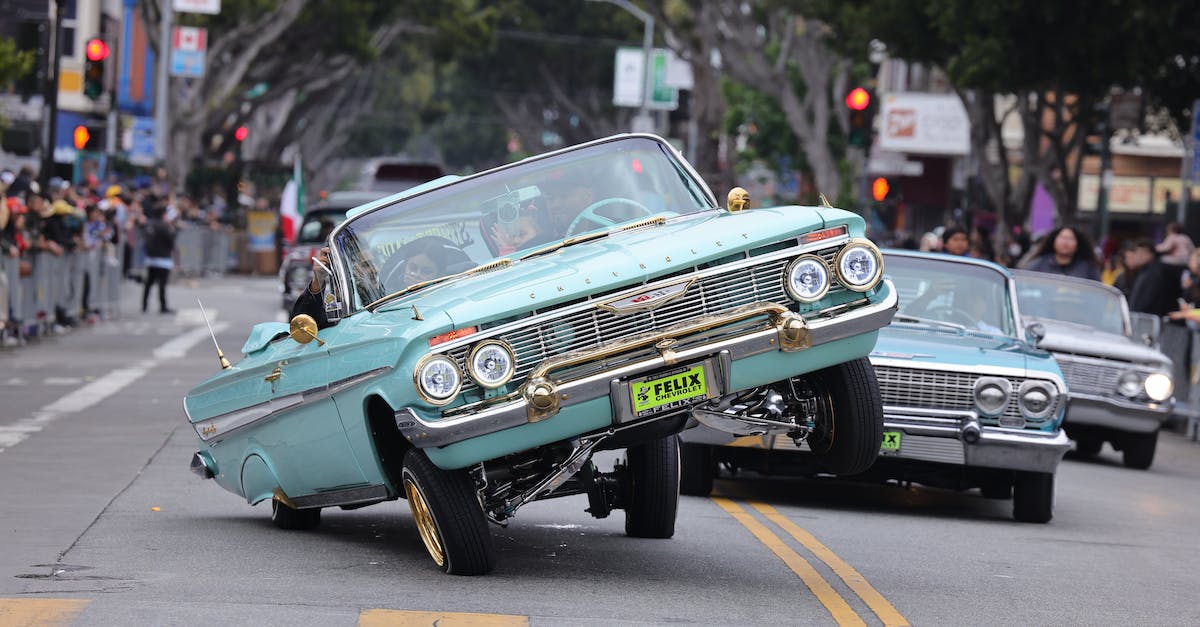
[185,134,898,575]
[1013,270,1174,469]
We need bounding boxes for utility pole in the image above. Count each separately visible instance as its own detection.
[587,0,655,134]
[40,0,65,187]
[1095,101,1113,246]
[154,3,172,161]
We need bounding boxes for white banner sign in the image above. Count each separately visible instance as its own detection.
[877,93,970,156]
[173,0,220,14]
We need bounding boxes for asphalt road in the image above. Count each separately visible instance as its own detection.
[1,276,1198,626]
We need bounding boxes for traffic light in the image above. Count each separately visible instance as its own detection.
[83,38,109,100]
[234,126,248,142]
[845,87,875,148]
[72,124,102,151]
[871,177,890,202]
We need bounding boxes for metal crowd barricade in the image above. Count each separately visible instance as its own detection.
[175,224,230,278]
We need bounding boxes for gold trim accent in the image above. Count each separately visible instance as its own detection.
[833,238,884,293]
[620,215,667,231]
[727,187,751,212]
[289,314,325,346]
[819,194,833,208]
[413,354,463,406]
[783,255,833,303]
[466,339,517,389]
[264,367,282,383]
[272,487,299,510]
[525,378,560,422]
[404,477,446,567]
[655,338,679,366]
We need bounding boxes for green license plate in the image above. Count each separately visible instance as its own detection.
[630,364,709,418]
[880,430,901,454]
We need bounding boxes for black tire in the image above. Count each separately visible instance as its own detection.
[980,480,1012,500]
[1012,471,1054,523]
[1122,431,1158,470]
[805,357,884,475]
[1073,433,1103,457]
[271,498,321,530]
[679,442,715,497]
[624,435,680,538]
[401,449,495,575]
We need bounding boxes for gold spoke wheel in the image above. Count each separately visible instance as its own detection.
[405,478,445,567]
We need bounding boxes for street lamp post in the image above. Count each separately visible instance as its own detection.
[588,0,655,134]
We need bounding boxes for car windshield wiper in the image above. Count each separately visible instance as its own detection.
[517,230,610,261]
[365,258,515,311]
[893,314,967,333]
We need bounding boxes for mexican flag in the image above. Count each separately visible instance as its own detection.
[279,156,305,244]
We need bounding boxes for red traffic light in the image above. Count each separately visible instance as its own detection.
[845,87,870,111]
[234,126,248,142]
[871,177,890,202]
[73,126,90,150]
[85,38,109,62]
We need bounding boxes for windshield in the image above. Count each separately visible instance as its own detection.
[331,136,714,310]
[884,254,1016,336]
[1015,273,1127,335]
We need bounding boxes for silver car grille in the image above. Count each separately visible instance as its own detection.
[447,245,845,396]
[872,365,1053,425]
[1054,355,1127,395]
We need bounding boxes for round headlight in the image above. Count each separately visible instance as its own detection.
[468,340,516,388]
[784,255,831,303]
[1019,380,1058,421]
[1117,371,1143,398]
[414,354,462,405]
[1144,372,1173,401]
[973,377,1011,417]
[834,240,883,291]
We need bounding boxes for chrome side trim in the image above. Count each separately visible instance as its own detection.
[192,366,392,442]
[395,285,897,448]
[290,484,390,509]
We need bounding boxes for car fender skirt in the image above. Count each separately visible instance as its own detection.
[241,454,282,506]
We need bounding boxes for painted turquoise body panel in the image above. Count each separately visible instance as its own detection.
[241,322,290,355]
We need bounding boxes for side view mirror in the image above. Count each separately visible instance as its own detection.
[1024,322,1046,346]
[289,314,325,346]
[1129,312,1161,347]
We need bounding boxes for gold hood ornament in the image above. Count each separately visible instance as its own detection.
[727,187,751,212]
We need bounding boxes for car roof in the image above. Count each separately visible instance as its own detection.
[883,249,1015,278]
[1010,268,1125,298]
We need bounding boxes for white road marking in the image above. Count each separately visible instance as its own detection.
[43,377,84,386]
[0,319,227,453]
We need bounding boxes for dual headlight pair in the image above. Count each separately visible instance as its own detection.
[415,341,516,405]
[784,239,883,303]
[973,377,1060,422]
[1117,370,1173,402]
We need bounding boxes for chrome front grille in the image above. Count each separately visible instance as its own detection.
[447,244,845,396]
[872,365,1054,425]
[1054,355,1126,395]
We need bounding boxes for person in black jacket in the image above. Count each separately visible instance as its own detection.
[291,246,332,329]
[140,202,176,314]
[1123,239,1183,318]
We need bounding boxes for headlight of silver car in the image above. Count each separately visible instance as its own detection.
[973,377,1011,417]
[833,239,883,292]
[1117,371,1143,398]
[1018,380,1058,421]
[414,354,462,405]
[783,255,831,303]
[467,340,516,388]
[1144,372,1173,401]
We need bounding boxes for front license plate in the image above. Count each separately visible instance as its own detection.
[880,430,902,455]
[629,363,710,418]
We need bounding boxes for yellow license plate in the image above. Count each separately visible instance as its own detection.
[880,430,901,454]
[630,364,709,417]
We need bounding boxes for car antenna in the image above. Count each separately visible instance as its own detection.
[819,194,833,208]
[198,299,232,370]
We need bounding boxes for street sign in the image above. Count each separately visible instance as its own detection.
[173,0,220,14]
[169,26,206,78]
[612,48,681,111]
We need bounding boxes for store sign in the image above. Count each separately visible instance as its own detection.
[1078,174,1153,213]
[612,48,687,111]
[169,26,206,78]
[877,93,970,156]
[173,0,220,14]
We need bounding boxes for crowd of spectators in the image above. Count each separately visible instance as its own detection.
[0,165,235,348]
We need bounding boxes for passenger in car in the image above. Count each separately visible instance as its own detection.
[292,246,334,329]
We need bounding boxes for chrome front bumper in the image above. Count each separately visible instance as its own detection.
[880,406,1070,474]
[1065,393,1173,434]
[395,283,898,448]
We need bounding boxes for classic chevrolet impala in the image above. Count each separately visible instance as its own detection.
[184,134,897,574]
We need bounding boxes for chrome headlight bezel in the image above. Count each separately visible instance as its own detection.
[1116,371,1143,398]
[973,376,1011,418]
[1018,379,1058,421]
[783,254,832,303]
[833,239,883,292]
[1144,371,1173,401]
[414,354,462,406]
[467,339,517,389]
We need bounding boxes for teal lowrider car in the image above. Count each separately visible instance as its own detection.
[681,251,1071,523]
[184,134,898,574]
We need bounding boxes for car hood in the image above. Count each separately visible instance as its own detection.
[378,206,847,327]
[871,324,1036,372]
[1030,317,1171,366]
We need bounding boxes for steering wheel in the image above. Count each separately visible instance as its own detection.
[925,305,977,328]
[566,197,654,237]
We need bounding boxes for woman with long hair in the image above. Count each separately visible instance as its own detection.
[1022,225,1101,281]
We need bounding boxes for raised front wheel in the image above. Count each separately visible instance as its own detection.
[804,357,885,475]
[402,449,495,575]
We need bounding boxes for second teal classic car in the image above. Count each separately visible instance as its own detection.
[681,251,1070,523]
[184,134,897,574]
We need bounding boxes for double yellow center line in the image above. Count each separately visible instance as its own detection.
[711,497,909,627]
